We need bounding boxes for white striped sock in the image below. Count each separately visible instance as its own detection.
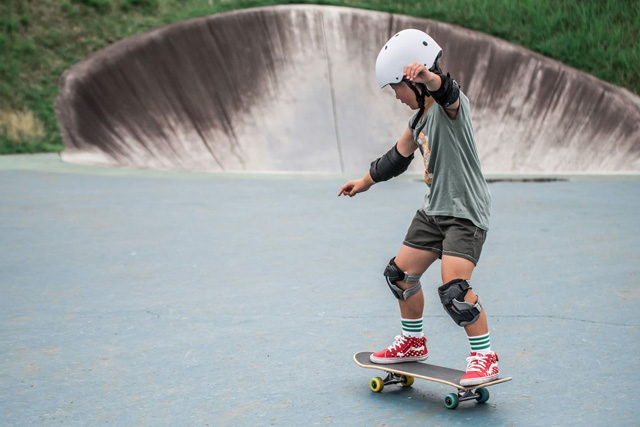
[401,317,424,338]
[468,332,491,354]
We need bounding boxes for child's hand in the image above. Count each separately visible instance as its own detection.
[338,176,374,197]
[403,63,437,85]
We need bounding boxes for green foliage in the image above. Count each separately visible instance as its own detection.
[0,135,63,155]
[72,0,112,13]
[19,14,31,28]
[61,1,79,17]
[120,0,158,13]
[0,15,18,34]
[1,0,638,154]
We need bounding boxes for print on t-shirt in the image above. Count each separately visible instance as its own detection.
[418,131,433,186]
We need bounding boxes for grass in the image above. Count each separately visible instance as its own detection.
[1,0,638,153]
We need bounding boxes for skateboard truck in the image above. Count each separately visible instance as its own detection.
[443,388,490,409]
[372,372,415,389]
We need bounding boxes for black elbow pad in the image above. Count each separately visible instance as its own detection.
[428,72,460,108]
[369,144,414,183]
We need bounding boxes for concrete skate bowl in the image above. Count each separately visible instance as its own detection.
[55,5,640,174]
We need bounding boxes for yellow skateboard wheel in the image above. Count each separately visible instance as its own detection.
[370,377,384,392]
[401,375,414,387]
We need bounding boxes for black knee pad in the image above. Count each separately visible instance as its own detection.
[384,257,422,300]
[438,279,483,326]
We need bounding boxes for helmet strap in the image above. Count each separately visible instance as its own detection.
[404,79,429,129]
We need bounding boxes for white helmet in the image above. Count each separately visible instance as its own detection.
[375,29,443,88]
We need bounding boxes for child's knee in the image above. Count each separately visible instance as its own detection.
[384,257,422,300]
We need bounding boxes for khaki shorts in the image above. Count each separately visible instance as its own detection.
[403,210,487,265]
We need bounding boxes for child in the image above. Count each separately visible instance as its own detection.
[338,29,498,386]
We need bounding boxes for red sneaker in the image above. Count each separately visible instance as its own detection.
[370,335,428,364]
[460,352,500,386]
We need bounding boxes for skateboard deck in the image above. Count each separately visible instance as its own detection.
[354,351,512,409]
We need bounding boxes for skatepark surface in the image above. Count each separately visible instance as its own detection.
[3,4,640,426]
[1,154,639,426]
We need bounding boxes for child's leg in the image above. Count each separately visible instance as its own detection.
[440,255,488,336]
[394,244,440,319]
[441,255,499,385]
[369,244,440,364]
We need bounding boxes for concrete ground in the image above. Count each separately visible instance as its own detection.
[1,154,639,426]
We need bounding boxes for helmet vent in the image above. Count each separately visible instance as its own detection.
[423,41,428,46]
[384,46,388,50]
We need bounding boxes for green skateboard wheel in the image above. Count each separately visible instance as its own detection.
[444,393,459,409]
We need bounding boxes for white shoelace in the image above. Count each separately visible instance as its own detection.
[466,354,491,373]
[387,335,409,351]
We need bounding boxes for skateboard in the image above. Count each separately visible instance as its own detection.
[354,352,512,409]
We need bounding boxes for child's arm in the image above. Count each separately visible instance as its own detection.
[338,128,417,197]
[404,63,460,120]
[337,172,375,197]
[396,126,419,157]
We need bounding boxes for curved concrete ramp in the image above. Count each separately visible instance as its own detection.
[55,5,640,174]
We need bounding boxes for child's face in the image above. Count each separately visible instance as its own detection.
[390,82,419,110]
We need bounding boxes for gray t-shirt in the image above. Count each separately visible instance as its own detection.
[409,91,491,230]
